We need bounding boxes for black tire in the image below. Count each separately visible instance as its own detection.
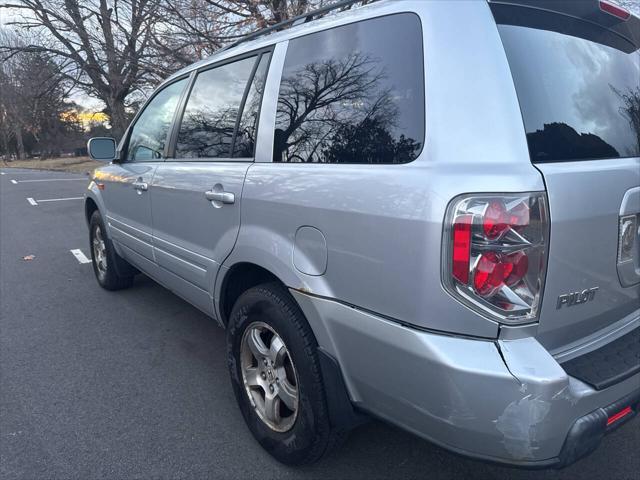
[227,282,344,465]
[89,210,134,291]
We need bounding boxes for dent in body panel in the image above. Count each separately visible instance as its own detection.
[291,291,640,462]
[494,394,551,459]
[292,290,513,444]
[494,338,572,460]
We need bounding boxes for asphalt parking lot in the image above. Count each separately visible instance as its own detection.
[0,167,638,480]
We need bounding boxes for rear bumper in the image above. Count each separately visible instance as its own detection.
[292,290,640,468]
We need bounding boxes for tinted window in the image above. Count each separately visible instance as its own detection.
[233,53,270,158]
[499,24,640,162]
[127,79,187,161]
[176,56,256,158]
[273,14,424,164]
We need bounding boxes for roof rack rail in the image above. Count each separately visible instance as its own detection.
[218,0,377,53]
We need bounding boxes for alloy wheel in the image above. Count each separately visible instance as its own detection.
[240,322,299,432]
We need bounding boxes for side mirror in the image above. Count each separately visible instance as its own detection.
[87,137,117,162]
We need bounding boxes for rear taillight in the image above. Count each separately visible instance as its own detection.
[443,193,549,324]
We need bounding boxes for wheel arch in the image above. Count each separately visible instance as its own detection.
[85,196,99,226]
[216,224,335,326]
[84,184,109,232]
[218,262,285,326]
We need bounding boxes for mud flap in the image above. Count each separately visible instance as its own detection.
[317,347,368,430]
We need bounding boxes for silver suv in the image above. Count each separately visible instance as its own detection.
[85,0,640,468]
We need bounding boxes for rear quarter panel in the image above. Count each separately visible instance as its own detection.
[223,0,545,337]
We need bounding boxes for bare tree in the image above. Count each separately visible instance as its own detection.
[0,0,379,152]
[0,29,82,159]
[0,0,163,139]
[155,0,374,67]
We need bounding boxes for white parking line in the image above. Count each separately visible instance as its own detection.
[36,197,84,203]
[10,179,17,184]
[13,178,85,183]
[27,196,83,206]
[70,249,91,264]
[0,172,5,175]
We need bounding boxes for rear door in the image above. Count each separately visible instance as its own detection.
[99,78,188,264]
[492,1,640,351]
[149,52,271,315]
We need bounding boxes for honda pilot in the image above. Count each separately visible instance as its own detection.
[85,0,640,468]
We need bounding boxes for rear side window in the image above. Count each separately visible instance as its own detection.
[127,78,187,162]
[498,24,640,163]
[176,56,257,159]
[273,13,425,164]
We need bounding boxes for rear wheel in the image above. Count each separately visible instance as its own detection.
[240,321,300,433]
[227,282,344,465]
[89,211,134,290]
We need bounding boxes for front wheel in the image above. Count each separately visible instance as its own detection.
[226,283,344,465]
[89,211,134,290]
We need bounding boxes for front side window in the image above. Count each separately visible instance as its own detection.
[176,56,257,159]
[273,13,425,164]
[127,79,187,162]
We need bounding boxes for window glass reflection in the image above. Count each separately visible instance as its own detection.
[176,56,256,158]
[273,14,425,164]
[499,25,640,162]
[127,79,187,162]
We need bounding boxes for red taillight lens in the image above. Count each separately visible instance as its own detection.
[483,200,509,240]
[504,251,528,287]
[452,214,472,284]
[600,0,631,20]
[473,252,505,297]
[444,193,548,324]
[472,250,529,297]
[508,201,530,231]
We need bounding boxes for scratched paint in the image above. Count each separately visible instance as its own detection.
[494,394,551,459]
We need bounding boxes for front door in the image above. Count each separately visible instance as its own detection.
[99,78,189,265]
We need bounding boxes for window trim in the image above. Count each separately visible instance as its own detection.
[166,46,274,163]
[120,74,191,164]
[231,52,273,158]
[164,70,197,161]
[270,12,426,166]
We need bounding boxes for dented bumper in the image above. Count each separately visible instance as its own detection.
[293,290,640,468]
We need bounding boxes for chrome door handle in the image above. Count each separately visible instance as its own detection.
[132,180,148,191]
[205,190,235,204]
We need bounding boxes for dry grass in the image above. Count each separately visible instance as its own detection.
[1,156,102,174]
